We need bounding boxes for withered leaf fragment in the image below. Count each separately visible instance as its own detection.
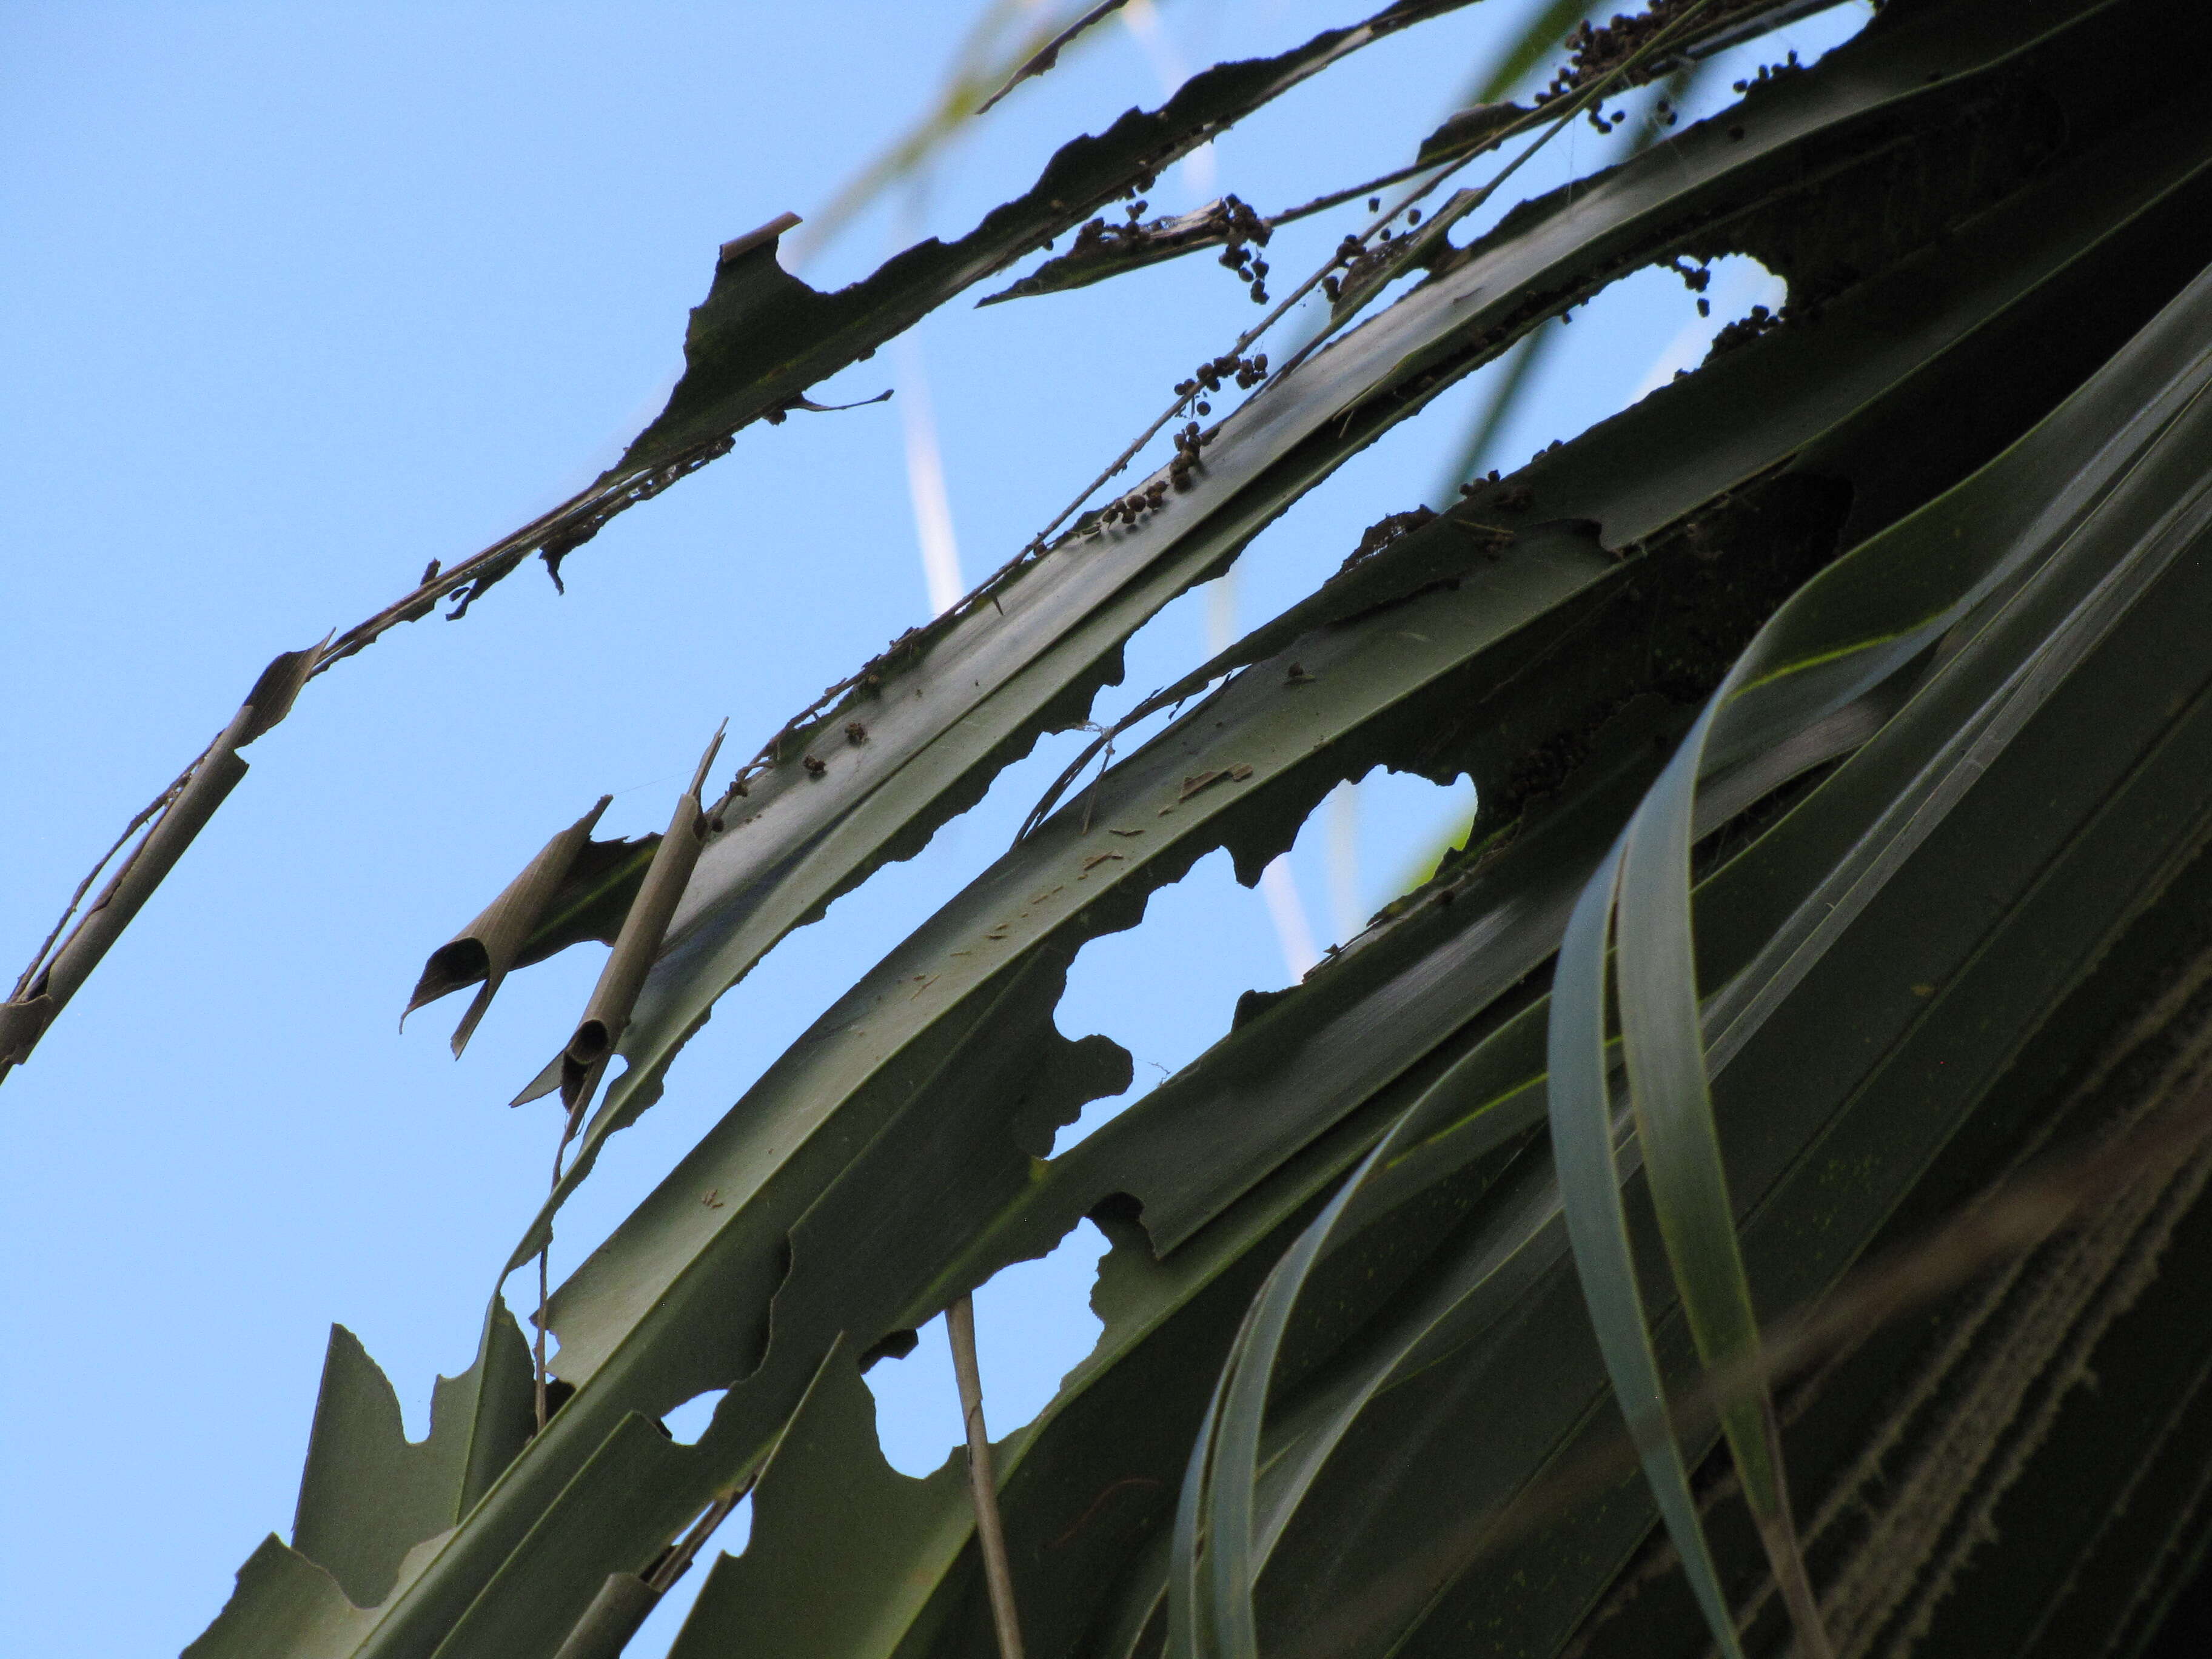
[979,198,1254,306]
[1176,762,1253,802]
[404,796,615,1057]
[0,641,321,1074]
[625,0,1485,469]
[515,725,726,1117]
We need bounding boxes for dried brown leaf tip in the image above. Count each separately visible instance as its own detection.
[404,795,615,1057]
[717,210,802,267]
[1177,762,1253,802]
[2,638,324,1075]
[511,723,726,1114]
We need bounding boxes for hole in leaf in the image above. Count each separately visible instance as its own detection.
[660,1387,728,1446]
[1629,255,1791,400]
[626,1492,753,1655]
[862,1220,1112,1475]
[1049,762,1473,1155]
[1052,848,1298,1153]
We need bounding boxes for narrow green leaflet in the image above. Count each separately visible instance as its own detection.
[1543,260,2212,1653]
[1549,847,1751,1654]
[290,1301,535,1608]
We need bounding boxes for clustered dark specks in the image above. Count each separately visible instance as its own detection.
[1095,477,1175,530]
[1457,472,1535,516]
[1048,192,1272,299]
[1664,255,1715,317]
[1708,301,1791,358]
[1067,194,1161,260]
[1555,16,1795,132]
[1733,51,1803,95]
[1085,413,1228,537]
[1212,195,1275,303]
[1533,0,1772,113]
[1322,202,1427,304]
[1167,419,1218,491]
[1174,350,1269,420]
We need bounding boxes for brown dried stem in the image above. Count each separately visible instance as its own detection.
[949,1293,1027,1659]
[528,725,724,1430]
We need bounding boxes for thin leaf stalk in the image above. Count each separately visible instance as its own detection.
[2,642,321,1079]
[7,756,196,1004]
[949,1293,1027,1659]
[536,1051,607,1431]
[648,1478,755,1594]
[1167,1373,1228,1659]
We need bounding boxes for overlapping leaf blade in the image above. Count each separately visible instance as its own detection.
[1144,181,2212,1659]
[2,0,1498,1078]
[177,3,2212,1656]
[527,0,2132,1264]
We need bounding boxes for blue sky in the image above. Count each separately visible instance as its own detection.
[0,2,1867,1651]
